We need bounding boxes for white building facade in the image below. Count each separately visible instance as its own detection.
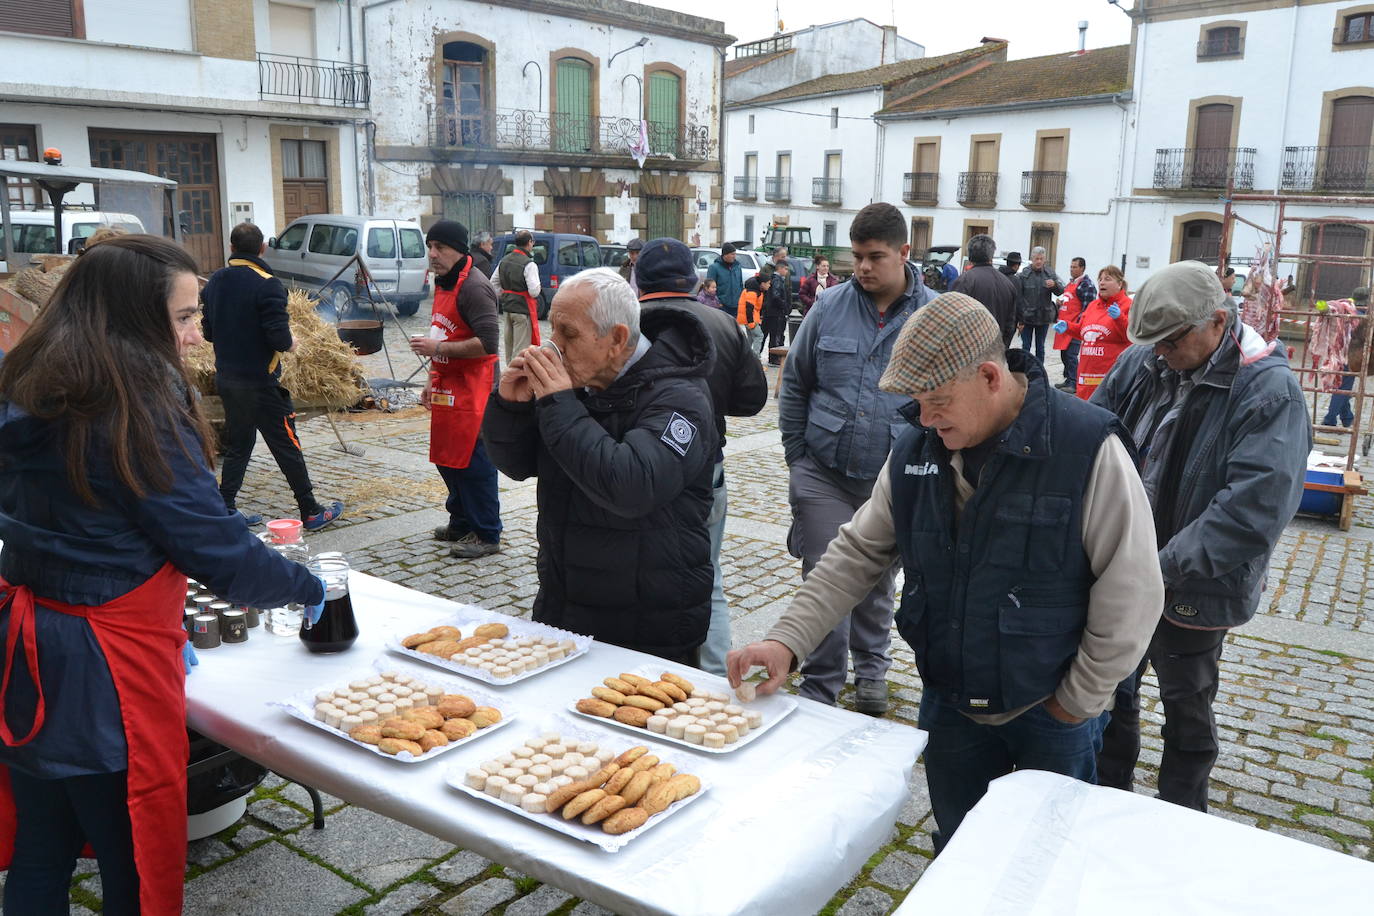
[0,0,369,272]
[363,0,731,245]
[725,18,923,103]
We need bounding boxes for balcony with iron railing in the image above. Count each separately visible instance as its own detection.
[258,53,369,107]
[734,176,758,200]
[812,178,842,206]
[1196,35,1244,59]
[902,172,938,206]
[1152,148,1255,192]
[764,176,792,201]
[1021,171,1066,209]
[1281,146,1374,194]
[429,109,715,161]
[957,171,998,207]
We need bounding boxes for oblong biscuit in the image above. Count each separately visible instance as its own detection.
[622,695,665,712]
[602,806,649,835]
[581,793,629,825]
[561,788,607,820]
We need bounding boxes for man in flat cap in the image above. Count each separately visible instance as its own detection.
[1093,260,1309,811]
[729,292,1163,849]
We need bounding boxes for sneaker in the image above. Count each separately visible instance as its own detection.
[450,533,501,558]
[433,525,469,541]
[302,500,345,531]
[853,677,890,716]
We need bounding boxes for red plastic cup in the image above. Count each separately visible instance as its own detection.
[266,518,303,544]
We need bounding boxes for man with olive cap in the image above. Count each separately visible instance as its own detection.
[1092,259,1309,811]
[728,292,1164,849]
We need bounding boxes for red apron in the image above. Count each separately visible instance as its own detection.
[0,563,190,915]
[1053,277,1090,351]
[430,259,499,469]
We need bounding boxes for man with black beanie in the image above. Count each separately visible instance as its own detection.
[408,219,504,558]
[637,238,768,673]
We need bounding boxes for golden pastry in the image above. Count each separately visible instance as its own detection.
[417,639,461,657]
[640,773,701,816]
[635,683,673,706]
[454,635,489,651]
[575,697,617,718]
[378,737,425,756]
[615,746,649,766]
[418,729,450,752]
[441,718,477,741]
[592,686,628,705]
[618,673,652,688]
[581,794,629,825]
[429,625,463,640]
[401,631,439,649]
[603,677,637,695]
[612,706,652,728]
[561,788,607,820]
[546,779,598,813]
[604,767,636,795]
[648,762,676,783]
[587,762,621,786]
[602,806,649,835]
[622,695,665,712]
[619,771,654,805]
[660,672,695,694]
[436,695,477,719]
[468,706,502,728]
[380,717,426,740]
[348,724,384,745]
[473,622,509,639]
[628,754,660,773]
[402,707,445,730]
[653,681,687,703]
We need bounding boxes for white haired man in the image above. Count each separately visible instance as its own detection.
[482,268,717,664]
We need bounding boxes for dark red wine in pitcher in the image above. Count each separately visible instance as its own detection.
[300,593,359,653]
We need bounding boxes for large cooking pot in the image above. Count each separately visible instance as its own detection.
[337,319,384,355]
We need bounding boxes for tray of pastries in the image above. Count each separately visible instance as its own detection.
[568,664,795,754]
[272,659,515,762]
[389,616,591,685]
[446,715,709,852]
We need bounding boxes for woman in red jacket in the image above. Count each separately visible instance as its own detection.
[1054,265,1132,400]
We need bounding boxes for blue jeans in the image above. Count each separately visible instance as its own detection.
[919,692,1107,852]
[1323,371,1355,427]
[698,464,730,675]
[1061,339,1081,385]
[436,439,503,543]
[1019,324,1048,364]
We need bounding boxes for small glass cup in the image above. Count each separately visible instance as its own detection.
[540,338,563,362]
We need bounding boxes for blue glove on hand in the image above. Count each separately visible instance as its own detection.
[1107,304,1121,319]
[305,575,327,626]
[1053,320,1068,333]
[182,641,199,675]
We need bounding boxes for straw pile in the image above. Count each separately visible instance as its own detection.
[185,289,367,408]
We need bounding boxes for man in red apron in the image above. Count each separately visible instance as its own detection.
[409,220,504,558]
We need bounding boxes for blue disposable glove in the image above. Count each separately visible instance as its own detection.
[1107,304,1121,319]
[1053,320,1068,333]
[182,641,199,675]
[305,575,327,626]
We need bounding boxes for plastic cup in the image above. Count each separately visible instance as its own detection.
[266,518,303,543]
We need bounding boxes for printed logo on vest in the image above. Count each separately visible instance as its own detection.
[968,698,989,708]
[904,462,939,476]
[1172,604,1199,617]
[660,412,697,457]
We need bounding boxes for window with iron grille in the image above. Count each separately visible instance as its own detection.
[443,192,496,236]
[645,196,683,241]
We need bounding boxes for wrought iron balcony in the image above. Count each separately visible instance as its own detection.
[1281,146,1374,194]
[1196,35,1244,58]
[258,53,369,107]
[812,178,842,205]
[1152,148,1255,191]
[902,172,938,205]
[430,109,714,161]
[1021,171,1066,209]
[957,171,998,207]
[764,176,792,201]
[734,176,758,200]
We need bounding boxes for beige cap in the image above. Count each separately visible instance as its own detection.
[879,292,1003,396]
[1128,260,1231,346]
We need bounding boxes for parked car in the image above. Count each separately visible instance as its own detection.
[491,231,602,319]
[262,214,429,318]
[2,209,145,271]
[741,250,810,308]
[601,244,629,269]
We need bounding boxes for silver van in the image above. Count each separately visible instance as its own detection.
[263,215,429,316]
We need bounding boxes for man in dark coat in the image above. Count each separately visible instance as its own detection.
[482,267,716,663]
[1016,246,1063,364]
[949,234,1020,347]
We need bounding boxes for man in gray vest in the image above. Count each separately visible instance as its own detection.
[730,292,1164,849]
[497,230,542,363]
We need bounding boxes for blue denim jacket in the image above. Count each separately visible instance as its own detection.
[779,265,934,480]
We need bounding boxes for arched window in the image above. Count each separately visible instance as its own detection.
[553,57,594,153]
[442,41,487,147]
[647,70,682,156]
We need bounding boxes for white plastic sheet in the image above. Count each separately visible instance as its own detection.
[896,769,1374,915]
[186,573,927,916]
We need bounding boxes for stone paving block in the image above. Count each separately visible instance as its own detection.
[870,849,929,889]
[504,885,575,916]
[1266,824,1346,852]
[248,799,311,831]
[568,901,617,916]
[1232,791,1292,819]
[1211,767,1269,795]
[288,805,455,890]
[1298,813,1373,839]
[1270,781,1337,809]
[230,825,272,850]
[1277,754,1343,781]
[438,877,517,915]
[280,781,344,812]
[836,886,895,916]
[187,839,235,869]
[364,881,440,916]
[431,849,494,886]
[182,840,367,915]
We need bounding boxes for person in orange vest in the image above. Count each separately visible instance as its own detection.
[409,220,504,558]
[737,264,773,357]
[1054,265,1132,400]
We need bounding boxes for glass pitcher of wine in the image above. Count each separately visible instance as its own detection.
[300,552,359,653]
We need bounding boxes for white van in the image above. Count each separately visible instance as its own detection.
[1,209,145,271]
[262,215,430,317]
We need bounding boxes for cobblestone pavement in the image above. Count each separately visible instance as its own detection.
[64,338,1374,914]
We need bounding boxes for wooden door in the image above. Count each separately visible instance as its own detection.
[1325,96,1374,191]
[283,182,327,224]
[89,129,224,273]
[552,196,593,236]
[972,140,997,173]
[1192,104,1234,188]
[915,141,938,173]
[1179,219,1222,264]
[910,218,931,256]
[1308,224,1368,300]
[1029,225,1057,269]
[647,71,680,156]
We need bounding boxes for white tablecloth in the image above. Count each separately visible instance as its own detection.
[896,769,1374,915]
[186,573,927,916]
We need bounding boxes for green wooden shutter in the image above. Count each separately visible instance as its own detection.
[555,58,593,152]
[648,71,680,156]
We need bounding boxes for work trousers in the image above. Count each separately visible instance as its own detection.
[1097,619,1228,811]
[217,382,319,517]
[698,463,730,676]
[1324,371,1356,427]
[436,440,503,544]
[501,311,533,365]
[787,456,897,704]
[762,315,788,351]
[5,768,138,916]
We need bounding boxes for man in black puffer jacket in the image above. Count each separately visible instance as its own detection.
[482,267,715,662]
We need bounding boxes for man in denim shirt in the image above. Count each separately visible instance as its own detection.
[779,203,936,713]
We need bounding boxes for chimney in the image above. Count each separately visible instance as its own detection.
[1077,21,1088,54]
[881,25,897,64]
